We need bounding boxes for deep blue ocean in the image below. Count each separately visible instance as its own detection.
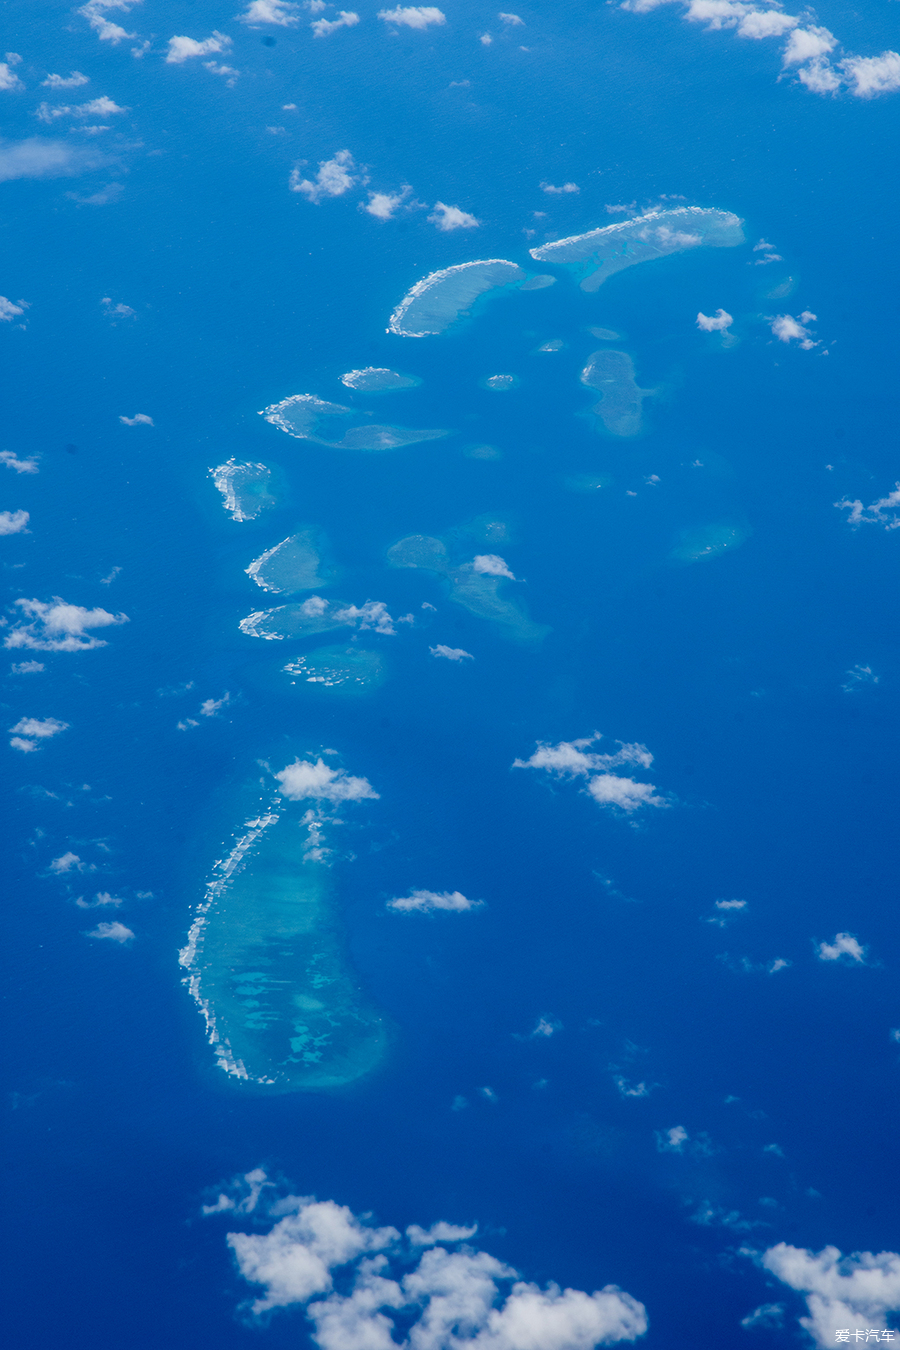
[4,2,900,1347]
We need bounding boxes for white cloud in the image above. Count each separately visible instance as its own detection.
[842,663,878,691]
[42,72,90,88]
[119,412,153,426]
[529,1016,562,1037]
[9,716,68,756]
[387,889,482,912]
[290,150,359,203]
[656,1125,689,1152]
[276,757,379,804]
[837,483,900,529]
[428,202,480,231]
[0,509,29,534]
[237,0,301,25]
[165,32,232,64]
[36,95,128,123]
[0,60,23,92]
[472,554,515,579]
[378,6,446,29]
[1,451,38,473]
[49,851,84,874]
[761,1243,900,1348]
[737,9,796,39]
[101,297,136,319]
[4,597,129,652]
[407,1222,478,1244]
[430,645,474,661]
[78,0,141,45]
[311,10,360,36]
[0,137,109,182]
[696,308,732,331]
[0,296,27,321]
[782,25,836,67]
[840,51,900,97]
[200,692,231,717]
[86,920,134,942]
[540,181,579,195]
[480,33,493,45]
[614,1076,653,1097]
[11,660,44,673]
[770,312,817,348]
[66,182,126,206]
[76,891,123,908]
[740,1303,784,1329]
[220,1182,648,1346]
[816,932,867,964]
[797,58,841,93]
[362,186,414,220]
[514,734,663,815]
[499,13,524,25]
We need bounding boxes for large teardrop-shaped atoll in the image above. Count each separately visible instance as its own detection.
[180,768,389,1092]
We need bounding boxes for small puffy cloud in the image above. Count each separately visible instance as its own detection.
[614,1075,653,1098]
[165,32,232,64]
[1,451,38,473]
[499,12,524,24]
[737,9,796,39]
[237,0,301,25]
[816,932,867,964]
[66,182,125,206]
[407,1221,478,1244]
[35,95,128,123]
[200,692,231,717]
[49,851,84,873]
[472,553,515,579]
[9,716,68,753]
[740,1303,784,1329]
[840,51,900,98]
[101,297,136,319]
[587,776,662,811]
[770,312,817,348]
[86,920,134,942]
[0,136,111,182]
[842,663,878,691]
[530,1015,562,1037]
[311,10,360,35]
[0,59,24,92]
[797,59,841,94]
[362,186,414,220]
[430,645,474,661]
[4,597,129,652]
[515,733,663,815]
[220,1182,648,1345]
[656,1125,689,1152]
[378,6,446,29]
[782,25,836,67]
[11,660,44,673]
[837,483,900,530]
[0,509,29,534]
[76,891,123,908]
[119,412,153,426]
[77,0,140,45]
[696,308,732,332]
[761,1242,900,1348]
[43,72,90,88]
[290,150,358,203]
[540,181,580,195]
[706,898,746,927]
[428,202,480,231]
[0,296,27,321]
[276,757,379,804]
[388,888,482,912]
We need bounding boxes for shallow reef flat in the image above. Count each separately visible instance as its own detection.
[240,596,379,641]
[340,367,421,392]
[210,459,275,521]
[260,393,446,451]
[670,522,751,563]
[284,644,386,692]
[387,532,548,645]
[530,206,744,292]
[580,349,653,438]
[388,260,526,337]
[180,805,388,1091]
[246,530,331,595]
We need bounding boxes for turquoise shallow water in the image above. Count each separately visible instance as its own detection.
[4,1,900,1347]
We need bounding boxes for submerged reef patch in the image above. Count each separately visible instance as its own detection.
[670,522,751,563]
[240,596,400,641]
[210,459,275,522]
[246,530,331,595]
[580,350,654,437]
[284,644,386,692]
[180,800,388,1091]
[388,260,526,337]
[530,207,744,292]
[340,367,422,392]
[260,394,447,451]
